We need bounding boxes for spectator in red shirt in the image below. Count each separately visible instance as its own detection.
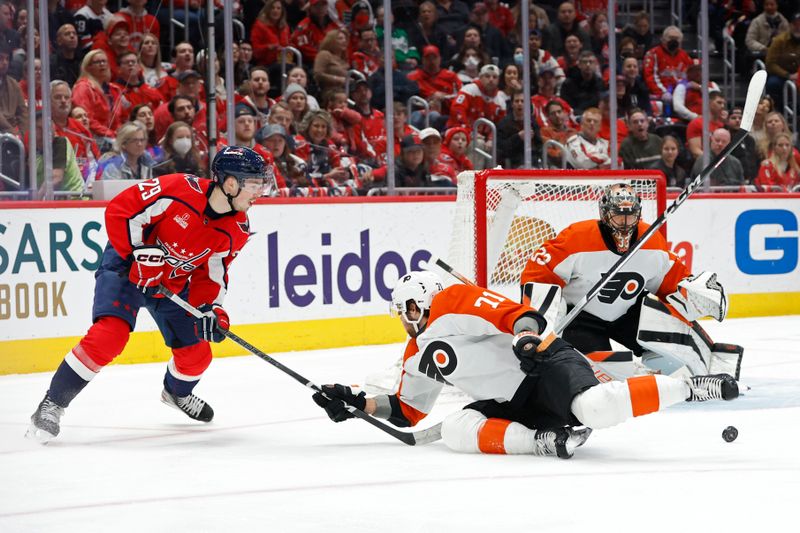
[755,132,800,191]
[441,126,474,174]
[290,0,340,65]
[71,49,121,141]
[251,0,291,66]
[642,25,693,109]
[686,90,726,159]
[155,42,196,103]
[447,63,506,130]
[112,50,164,115]
[531,66,577,128]
[557,33,584,78]
[485,0,514,36]
[349,78,385,160]
[51,79,100,184]
[351,28,381,78]
[91,16,133,81]
[407,45,462,130]
[540,100,577,168]
[153,70,204,139]
[117,0,159,51]
[419,126,457,185]
[324,87,377,164]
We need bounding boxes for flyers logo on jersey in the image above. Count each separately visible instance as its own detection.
[419,341,457,385]
[597,272,645,304]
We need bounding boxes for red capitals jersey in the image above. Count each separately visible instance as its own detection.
[447,81,507,129]
[642,44,693,98]
[117,8,160,50]
[104,174,251,307]
[394,284,539,426]
[520,220,689,322]
[407,68,462,100]
[290,17,341,63]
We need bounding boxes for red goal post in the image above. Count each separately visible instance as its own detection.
[446,169,668,289]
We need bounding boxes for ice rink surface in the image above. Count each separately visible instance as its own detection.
[1,315,799,533]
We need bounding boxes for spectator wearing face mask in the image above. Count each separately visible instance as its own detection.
[745,0,789,60]
[642,26,693,112]
[153,121,203,177]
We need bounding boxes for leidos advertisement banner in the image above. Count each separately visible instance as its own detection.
[0,196,798,346]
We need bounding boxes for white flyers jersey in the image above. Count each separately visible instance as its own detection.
[394,284,535,425]
[519,220,690,322]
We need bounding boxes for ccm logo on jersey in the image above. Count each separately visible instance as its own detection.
[597,272,645,304]
[419,341,458,385]
[735,209,798,275]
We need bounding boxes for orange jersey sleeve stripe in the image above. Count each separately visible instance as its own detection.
[627,375,661,417]
[478,418,511,454]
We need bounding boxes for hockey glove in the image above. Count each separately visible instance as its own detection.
[129,245,166,296]
[513,333,572,375]
[666,272,728,322]
[196,304,230,343]
[312,384,366,423]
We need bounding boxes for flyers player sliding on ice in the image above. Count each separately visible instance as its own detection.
[313,271,740,458]
[26,146,275,443]
[519,183,743,380]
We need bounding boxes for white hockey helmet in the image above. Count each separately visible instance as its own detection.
[599,182,642,253]
[390,271,444,330]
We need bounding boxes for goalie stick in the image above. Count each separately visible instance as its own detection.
[158,287,442,446]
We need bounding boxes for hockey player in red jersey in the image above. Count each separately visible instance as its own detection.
[26,146,275,443]
[312,271,739,458]
[519,183,742,380]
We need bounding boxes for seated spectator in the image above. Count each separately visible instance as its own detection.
[91,16,133,81]
[543,2,591,57]
[726,106,759,183]
[153,121,203,178]
[497,88,542,168]
[557,34,584,78]
[749,95,774,148]
[324,87,377,164]
[619,58,651,115]
[350,79,385,158]
[50,24,81,87]
[407,1,456,62]
[70,106,91,132]
[0,41,26,135]
[139,33,169,88]
[453,45,488,84]
[374,134,432,188]
[642,25,693,112]
[469,3,512,64]
[620,11,655,59]
[372,102,415,164]
[74,0,113,53]
[51,80,100,184]
[19,57,41,109]
[267,100,296,136]
[560,51,605,116]
[129,103,163,163]
[500,63,523,95]
[351,28,382,78]
[290,0,341,65]
[226,103,272,162]
[447,63,506,130]
[97,121,155,180]
[251,0,291,66]
[407,45,462,130]
[540,100,577,168]
[259,123,305,189]
[153,70,205,140]
[419,126,457,185]
[588,12,610,71]
[441,126,474,174]
[0,1,20,53]
[241,67,274,126]
[532,66,576,128]
[649,134,687,187]
[755,132,800,191]
[485,0,514,36]
[756,111,800,164]
[528,28,565,88]
[690,128,744,186]
[565,107,610,169]
[313,29,350,95]
[620,108,662,169]
[71,50,121,142]
[155,42,197,103]
[433,0,471,38]
[765,14,800,109]
[745,0,788,61]
[671,60,720,122]
[686,90,726,159]
[376,5,420,71]
[597,92,628,147]
[117,0,159,51]
[295,109,358,191]
[34,130,84,197]
[112,50,164,111]
[286,67,320,110]
[282,82,311,131]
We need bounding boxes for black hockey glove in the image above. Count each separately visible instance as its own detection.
[312,384,366,423]
[195,304,230,343]
[513,332,570,375]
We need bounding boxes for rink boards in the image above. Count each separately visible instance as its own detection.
[1,194,798,374]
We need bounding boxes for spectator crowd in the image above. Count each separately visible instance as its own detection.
[1,0,799,198]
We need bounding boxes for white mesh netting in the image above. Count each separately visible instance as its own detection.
[447,170,665,289]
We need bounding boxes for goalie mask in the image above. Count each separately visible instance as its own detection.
[390,272,444,334]
[599,183,642,253]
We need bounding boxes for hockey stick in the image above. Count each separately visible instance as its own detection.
[556,70,766,334]
[158,287,442,446]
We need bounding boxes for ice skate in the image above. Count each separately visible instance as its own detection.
[535,426,592,459]
[161,389,214,422]
[686,373,739,402]
[25,394,65,444]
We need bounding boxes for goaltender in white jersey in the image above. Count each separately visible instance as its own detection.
[312,272,740,458]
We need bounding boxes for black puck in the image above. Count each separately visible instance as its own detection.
[722,426,738,442]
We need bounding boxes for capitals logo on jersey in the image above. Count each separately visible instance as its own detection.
[157,238,212,279]
[419,340,458,385]
[597,272,646,304]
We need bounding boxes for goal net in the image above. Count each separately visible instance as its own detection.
[446,169,667,296]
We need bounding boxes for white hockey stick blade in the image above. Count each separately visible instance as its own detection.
[740,70,766,132]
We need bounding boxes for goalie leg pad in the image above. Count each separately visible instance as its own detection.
[708,343,744,381]
[637,297,711,376]
[441,408,538,455]
[571,375,689,428]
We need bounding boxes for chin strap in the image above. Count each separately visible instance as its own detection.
[219,179,242,211]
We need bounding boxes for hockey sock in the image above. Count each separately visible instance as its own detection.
[571,375,690,429]
[47,358,91,408]
[442,409,540,454]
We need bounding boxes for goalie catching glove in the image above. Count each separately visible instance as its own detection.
[129,245,166,296]
[312,384,366,423]
[666,272,728,322]
[196,304,230,343]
